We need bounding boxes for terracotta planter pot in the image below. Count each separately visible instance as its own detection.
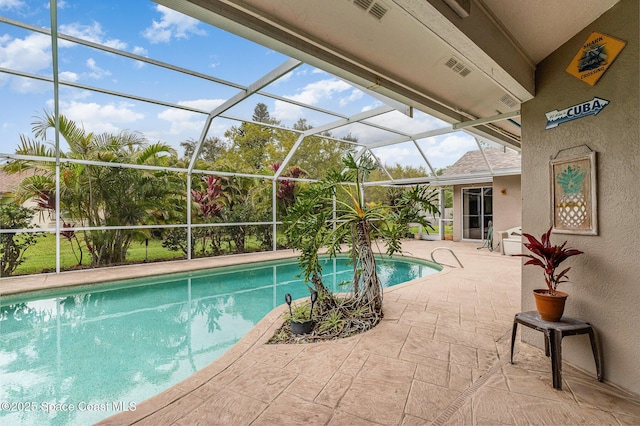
[291,319,314,335]
[533,289,568,322]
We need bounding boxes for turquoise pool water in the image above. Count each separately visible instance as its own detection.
[0,255,439,425]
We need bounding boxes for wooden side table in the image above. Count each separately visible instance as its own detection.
[510,311,603,390]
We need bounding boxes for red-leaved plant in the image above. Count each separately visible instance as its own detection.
[516,226,583,295]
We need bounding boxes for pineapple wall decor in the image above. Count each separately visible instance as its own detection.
[550,151,598,235]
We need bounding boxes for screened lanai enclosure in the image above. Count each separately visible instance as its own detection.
[0,0,521,277]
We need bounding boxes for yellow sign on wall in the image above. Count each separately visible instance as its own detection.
[566,32,626,86]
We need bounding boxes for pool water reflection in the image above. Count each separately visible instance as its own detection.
[0,255,439,425]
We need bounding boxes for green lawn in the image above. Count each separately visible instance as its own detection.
[12,225,451,276]
[14,234,185,275]
[13,231,274,276]
[409,224,453,235]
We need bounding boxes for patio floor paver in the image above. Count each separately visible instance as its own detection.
[3,240,638,425]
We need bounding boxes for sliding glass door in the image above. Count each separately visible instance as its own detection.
[462,187,493,240]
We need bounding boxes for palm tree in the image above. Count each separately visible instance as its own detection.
[4,111,178,266]
[283,153,440,317]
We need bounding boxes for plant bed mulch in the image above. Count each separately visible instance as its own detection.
[267,297,382,344]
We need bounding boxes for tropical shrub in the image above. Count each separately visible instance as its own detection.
[517,226,583,294]
[4,112,179,266]
[0,203,39,277]
[283,153,440,316]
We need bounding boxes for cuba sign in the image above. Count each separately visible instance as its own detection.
[545,97,609,130]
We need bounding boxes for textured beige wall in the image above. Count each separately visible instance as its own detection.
[492,175,521,233]
[452,185,460,241]
[520,0,639,394]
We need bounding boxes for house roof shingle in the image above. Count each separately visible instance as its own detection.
[441,148,521,176]
[0,170,24,194]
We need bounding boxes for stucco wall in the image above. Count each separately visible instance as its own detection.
[492,175,521,233]
[520,0,639,394]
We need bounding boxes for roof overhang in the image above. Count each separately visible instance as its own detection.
[364,166,520,187]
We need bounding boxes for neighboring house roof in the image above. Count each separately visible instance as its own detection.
[441,148,521,177]
[0,170,24,195]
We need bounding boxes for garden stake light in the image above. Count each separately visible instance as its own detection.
[285,293,293,317]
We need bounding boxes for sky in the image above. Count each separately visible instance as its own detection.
[0,0,493,170]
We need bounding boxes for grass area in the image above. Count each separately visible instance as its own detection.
[14,234,185,276]
[11,225,449,277]
[409,224,453,235]
[13,232,273,276]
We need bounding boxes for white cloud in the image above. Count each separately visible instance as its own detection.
[62,89,93,101]
[57,58,110,83]
[209,55,221,69]
[0,32,50,72]
[45,0,68,9]
[59,22,127,50]
[85,58,111,79]
[59,71,79,82]
[142,5,206,44]
[60,100,144,134]
[272,78,352,121]
[132,46,148,56]
[372,133,477,170]
[178,99,226,112]
[285,78,351,104]
[415,133,477,169]
[330,109,431,146]
[372,145,421,168]
[273,70,294,85]
[319,111,476,169]
[131,46,148,69]
[7,76,50,93]
[0,32,52,92]
[273,100,304,121]
[339,88,364,107]
[420,133,476,155]
[157,99,226,135]
[385,110,444,132]
[0,0,24,9]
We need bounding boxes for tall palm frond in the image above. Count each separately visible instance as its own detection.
[7,112,182,266]
[14,174,55,205]
[3,136,57,174]
[135,142,177,166]
[33,111,92,156]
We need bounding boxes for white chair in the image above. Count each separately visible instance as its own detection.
[500,227,522,255]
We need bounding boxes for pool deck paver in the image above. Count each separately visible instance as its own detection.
[3,240,639,425]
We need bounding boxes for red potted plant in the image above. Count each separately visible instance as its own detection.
[517,226,583,321]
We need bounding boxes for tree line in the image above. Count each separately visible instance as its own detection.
[1,103,443,276]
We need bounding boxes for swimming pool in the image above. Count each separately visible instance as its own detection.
[0,255,440,425]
